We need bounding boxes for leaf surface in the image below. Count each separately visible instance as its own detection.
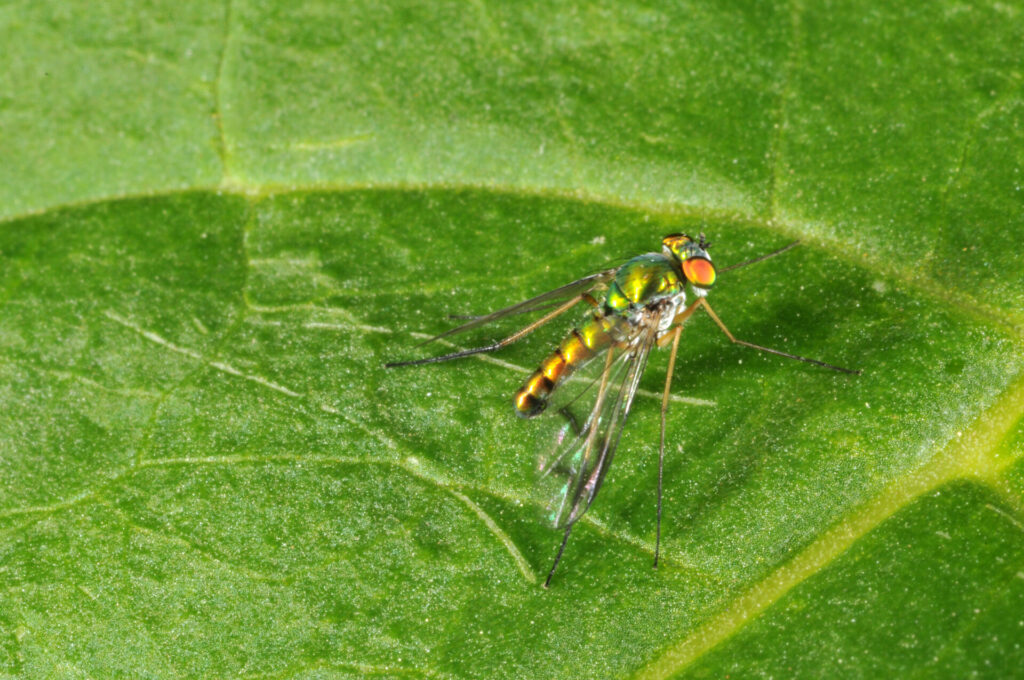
[2,2,1023,678]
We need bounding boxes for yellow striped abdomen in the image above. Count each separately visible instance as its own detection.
[514,314,618,418]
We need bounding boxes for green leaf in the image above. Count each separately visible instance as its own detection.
[2,2,1023,678]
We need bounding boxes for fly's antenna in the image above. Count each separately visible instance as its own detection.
[718,240,800,273]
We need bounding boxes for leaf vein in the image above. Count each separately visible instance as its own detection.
[103,309,303,400]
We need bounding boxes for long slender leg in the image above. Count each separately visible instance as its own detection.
[655,325,682,568]
[544,525,574,589]
[385,295,586,367]
[697,298,860,375]
[583,347,617,457]
[659,300,701,343]
[446,303,560,321]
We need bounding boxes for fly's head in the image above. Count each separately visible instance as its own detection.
[662,232,716,294]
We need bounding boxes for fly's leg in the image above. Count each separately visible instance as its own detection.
[657,299,701,348]
[544,525,574,589]
[385,295,589,367]
[655,324,682,568]
[697,298,860,374]
[648,300,698,565]
[446,292,602,321]
[447,300,564,321]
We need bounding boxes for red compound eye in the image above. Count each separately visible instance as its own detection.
[683,257,716,287]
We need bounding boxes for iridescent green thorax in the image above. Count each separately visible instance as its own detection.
[604,253,685,314]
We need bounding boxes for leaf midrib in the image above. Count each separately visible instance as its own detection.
[2,180,1022,339]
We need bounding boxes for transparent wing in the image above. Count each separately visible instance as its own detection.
[417,268,616,346]
[536,311,662,529]
[536,348,633,507]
